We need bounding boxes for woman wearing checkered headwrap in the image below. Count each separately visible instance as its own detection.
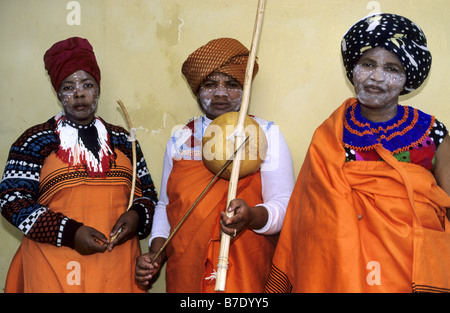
[266,14,450,293]
[135,38,295,292]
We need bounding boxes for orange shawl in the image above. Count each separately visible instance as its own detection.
[5,151,144,293]
[165,159,277,293]
[265,98,450,293]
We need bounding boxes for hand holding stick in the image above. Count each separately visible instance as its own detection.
[150,137,250,265]
[110,99,137,243]
[215,0,266,292]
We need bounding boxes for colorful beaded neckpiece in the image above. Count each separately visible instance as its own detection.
[55,113,114,178]
[343,102,435,154]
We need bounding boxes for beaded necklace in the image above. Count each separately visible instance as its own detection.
[343,102,435,154]
[55,113,114,177]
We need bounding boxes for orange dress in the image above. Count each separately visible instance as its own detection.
[5,151,144,293]
[265,98,450,293]
[165,159,278,293]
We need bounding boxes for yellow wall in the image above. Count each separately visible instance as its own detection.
[0,0,448,292]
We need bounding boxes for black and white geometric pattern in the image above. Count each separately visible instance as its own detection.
[56,217,69,247]
[21,130,53,150]
[18,206,47,235]
[137,157,150,178]
[2,169,41,181]
[1,115,157,246]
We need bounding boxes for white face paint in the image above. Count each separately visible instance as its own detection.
[197,72,243,120]
[58,70,100,125]
[353,47,407,122]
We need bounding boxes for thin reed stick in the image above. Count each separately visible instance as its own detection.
[215,0,266,292]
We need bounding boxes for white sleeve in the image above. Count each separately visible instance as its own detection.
[253,126,295,235]
[148,140,173,246]
[149,124,295,244]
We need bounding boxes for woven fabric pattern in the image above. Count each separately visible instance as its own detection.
[181,37,258,94]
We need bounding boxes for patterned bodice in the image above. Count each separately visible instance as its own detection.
[343,102,447,170]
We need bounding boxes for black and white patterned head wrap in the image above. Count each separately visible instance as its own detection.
[341,13,432,95]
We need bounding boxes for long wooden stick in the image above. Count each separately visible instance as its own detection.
[117,99,137,210]
[215,0,266,292]
[111,99,137,242]
[150,137,249,265]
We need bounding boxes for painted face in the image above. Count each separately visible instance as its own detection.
[58,70,100,125]
[353,47,407,121]
[197,72,243,120]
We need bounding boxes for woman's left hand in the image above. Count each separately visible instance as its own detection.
[220,199,268,238]
[108,210,139,251]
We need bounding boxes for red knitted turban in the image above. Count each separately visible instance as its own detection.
[181,38,259,95]
[44,37,101,91]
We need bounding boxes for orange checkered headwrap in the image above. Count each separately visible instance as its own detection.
[182,38,259,95]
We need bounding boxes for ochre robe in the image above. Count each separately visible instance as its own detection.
[165,159,278,293]
[265,98,450,293]
[5,151,144,293]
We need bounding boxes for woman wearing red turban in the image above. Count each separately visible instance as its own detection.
[0,37,157,292]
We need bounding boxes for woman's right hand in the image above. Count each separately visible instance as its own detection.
[74,225,109,255]
[135,237,166,287]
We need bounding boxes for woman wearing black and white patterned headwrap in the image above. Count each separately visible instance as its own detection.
[266,14,450,293]
[342,13,432,94]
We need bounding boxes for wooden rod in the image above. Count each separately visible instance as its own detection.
[150,137,250,265]
[215,0,266,292]
[111,99,137,242]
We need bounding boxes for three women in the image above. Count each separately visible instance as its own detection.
[2,12,449,294]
